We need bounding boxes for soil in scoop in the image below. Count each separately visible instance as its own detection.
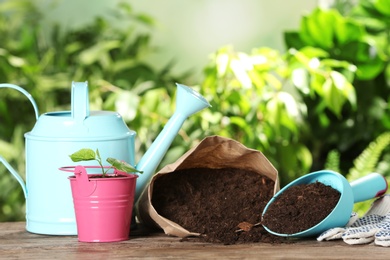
[261,182,341,234]
[151,167,283,244]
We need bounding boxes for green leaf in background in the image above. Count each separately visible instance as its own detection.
[324,71,356,116]
[79,41,121,66]
[334,18,365,45]
[323,74,346,116]
[266,92,300,134]
[386,63,390,86]
[114,90,140,122]
[299,8,365,49]
[215,49,230,77]
[374,0,390,16]
[354,46,385,80]
[275,143,313,184]
[288,6,385,81]
[299,8,338,49]
[230,54,252,89]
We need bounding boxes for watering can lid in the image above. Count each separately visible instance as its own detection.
[26,82,134,139]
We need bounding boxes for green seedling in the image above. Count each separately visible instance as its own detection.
[69,148,143,177]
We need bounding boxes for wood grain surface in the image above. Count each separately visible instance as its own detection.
[0,222,388,259]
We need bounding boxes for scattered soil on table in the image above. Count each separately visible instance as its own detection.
[261,182,341,234]
[151,167,286,245]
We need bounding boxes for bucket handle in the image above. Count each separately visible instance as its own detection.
[60,166,97,197]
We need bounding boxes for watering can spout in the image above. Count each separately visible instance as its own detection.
[134,83,210,201]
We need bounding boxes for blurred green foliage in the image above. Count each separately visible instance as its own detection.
[197,0,390,214]
[325,131,390,215]
[0,0,195,221]
[206,0,389,175]
[1,0,390,221]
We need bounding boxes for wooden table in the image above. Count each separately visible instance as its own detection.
[0,222,389,259]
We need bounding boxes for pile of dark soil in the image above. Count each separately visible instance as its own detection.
[262,182,341,234]
[151,167,283,244]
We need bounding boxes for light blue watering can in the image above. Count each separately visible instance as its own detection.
[0,81,210,235]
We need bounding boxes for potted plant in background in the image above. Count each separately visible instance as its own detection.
[60,148,143,243]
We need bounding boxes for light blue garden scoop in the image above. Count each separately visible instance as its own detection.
[0,81,210,235]
[262,170,388,238]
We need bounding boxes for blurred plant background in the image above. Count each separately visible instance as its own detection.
[1,0,390,221]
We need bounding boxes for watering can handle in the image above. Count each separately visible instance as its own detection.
[71,81,90,122]
[0,83,38,198]
[0,155,27,198]
[351,172,388,203]
[0,83,39,120]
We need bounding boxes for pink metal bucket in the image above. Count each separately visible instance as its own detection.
[63,165,138,242]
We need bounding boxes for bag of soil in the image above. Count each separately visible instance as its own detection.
[136,135,279,241]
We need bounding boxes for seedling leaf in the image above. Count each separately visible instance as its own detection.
[69,148,96,162]
[107,157,143,173]
[69,148,142,177]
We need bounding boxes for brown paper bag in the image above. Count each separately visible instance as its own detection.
[136,135,279,237]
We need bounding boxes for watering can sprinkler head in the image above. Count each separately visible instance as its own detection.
[134,83,211,201]
[174,83,211,117]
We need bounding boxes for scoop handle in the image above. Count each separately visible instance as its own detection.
[351,172,388,203]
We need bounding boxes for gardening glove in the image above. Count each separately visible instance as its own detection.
[316,212,359,241]
[317,195,390,246]
[342,195,390,246]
